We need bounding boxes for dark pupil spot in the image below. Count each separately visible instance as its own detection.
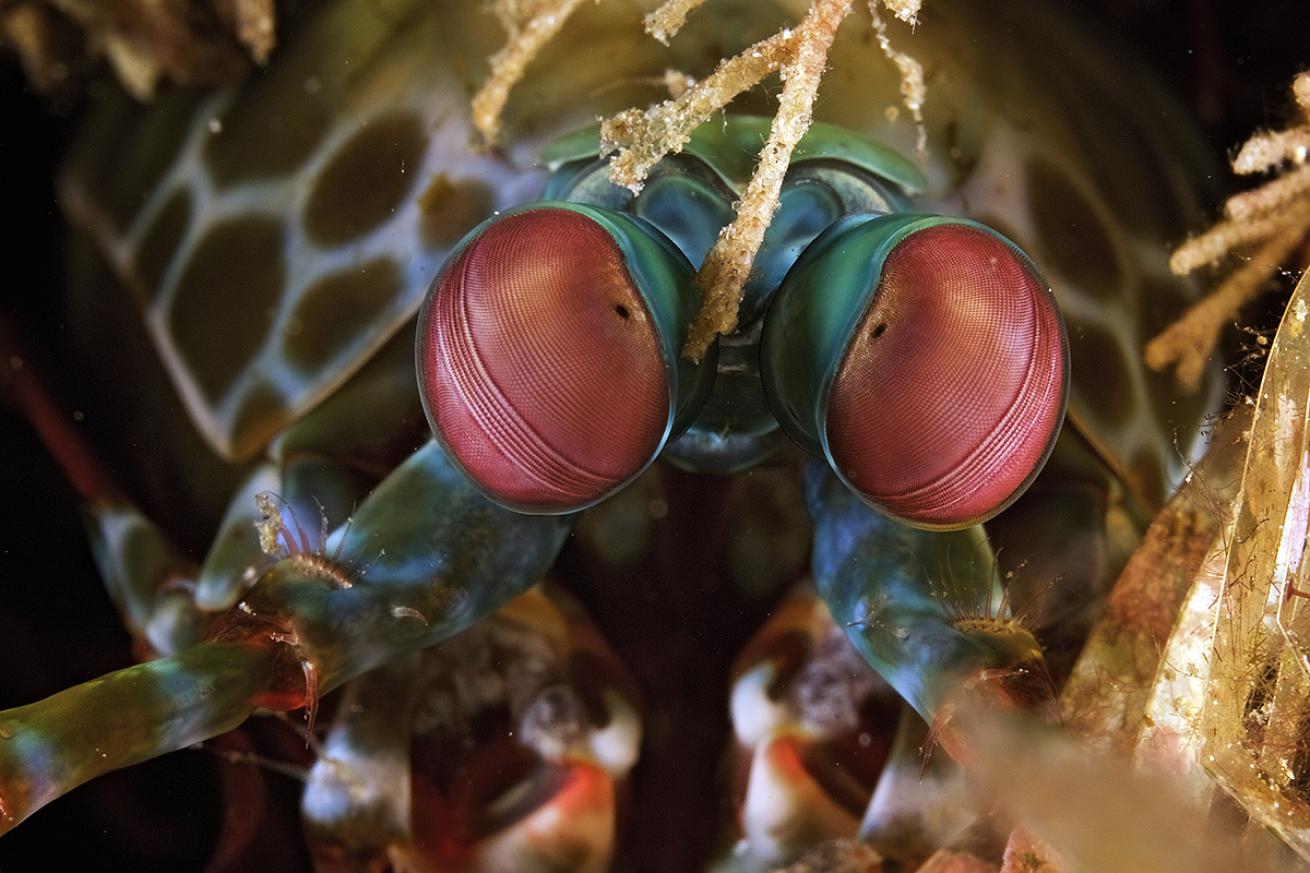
[614,304,631,320]
[872,322,887,338]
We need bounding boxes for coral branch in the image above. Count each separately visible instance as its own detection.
[1168,204,1310,275]
[1231,126,1310,175]
[882,0,922,24]
[644,0,705,44]
[684,0,853,360]
[0,0,266,98]
[600,28,796,190]
[1152,71,1310,390]
[1147,223,1306,390]
[213,0,276,63]
[471,0,592,145]
[1223,163,1310,221]
[868,0,927,158]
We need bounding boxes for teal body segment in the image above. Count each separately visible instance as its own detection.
[541,116,927,195]
[806,464,1046,726]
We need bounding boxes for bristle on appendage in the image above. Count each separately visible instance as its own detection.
[264,623,323,739]
[253,491,357,593]
[1148,70,1310,392]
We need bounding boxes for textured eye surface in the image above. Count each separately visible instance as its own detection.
[417,207,671,512]
[824,224,1066,527]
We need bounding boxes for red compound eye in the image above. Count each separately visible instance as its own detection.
[417,207,672,512]
[824,224,1067,528]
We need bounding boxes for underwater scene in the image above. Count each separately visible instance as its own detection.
[1,1,1308,870]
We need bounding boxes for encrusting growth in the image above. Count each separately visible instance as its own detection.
[684,0,854,360]
[471,0,594,146]
[473,0,927,360]
[644,0,703,44]
[1146,71,1310,391]
[598,27,797,190]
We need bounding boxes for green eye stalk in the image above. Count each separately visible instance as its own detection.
[807,465,1058,764]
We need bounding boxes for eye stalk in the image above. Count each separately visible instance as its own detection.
[762,215,1068,530]
[417,203,715,514]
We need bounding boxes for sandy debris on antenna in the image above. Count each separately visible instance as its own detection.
[474,0,930,360]
[472,0,594,145]
[644,0,705,44]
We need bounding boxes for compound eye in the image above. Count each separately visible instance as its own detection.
[763,217,1068,529]
[417,205,710,513]
[827,224,1066,527]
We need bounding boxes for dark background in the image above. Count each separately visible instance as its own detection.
[0,1,1305,870]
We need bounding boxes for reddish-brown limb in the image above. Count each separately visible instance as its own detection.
[0,314,122,506]
[202,730,272,873]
